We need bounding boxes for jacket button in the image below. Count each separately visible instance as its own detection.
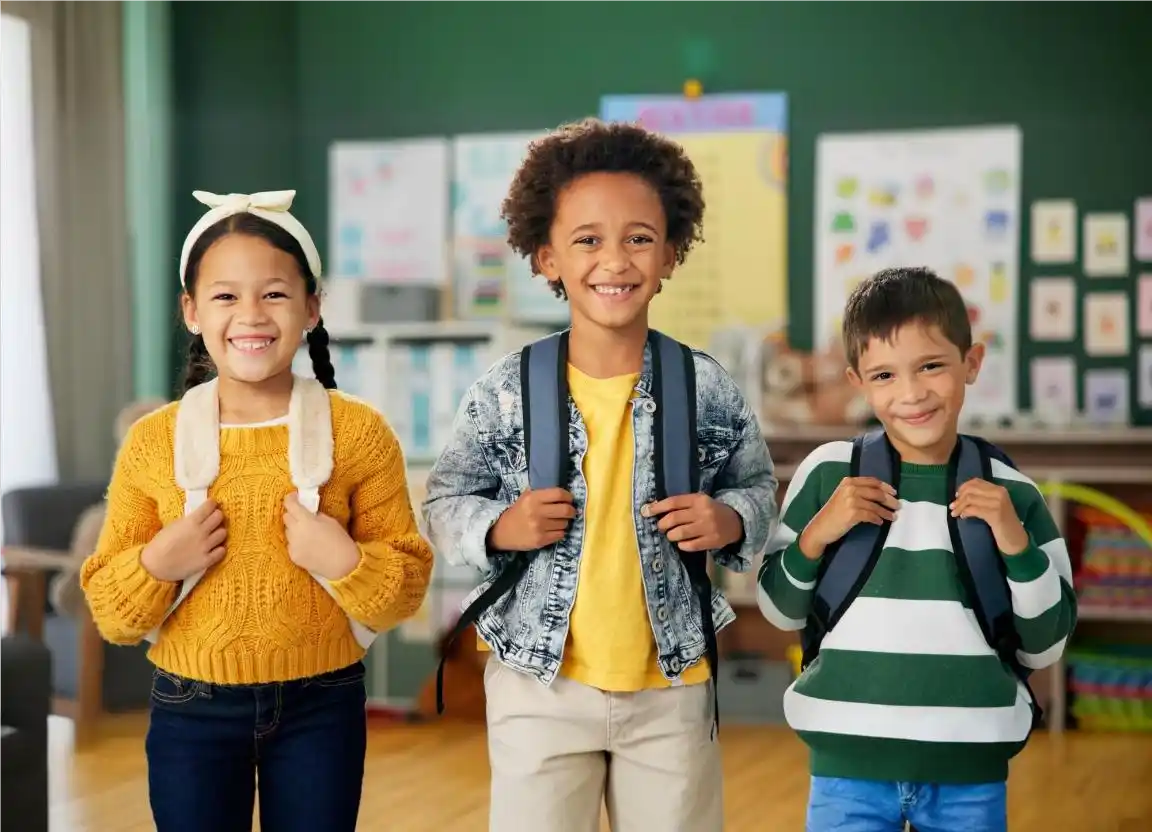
[669,658,682,674]
[698,447,707,462]
[642,399,657,414]
[652,556,663,571]
[657,606,669,623]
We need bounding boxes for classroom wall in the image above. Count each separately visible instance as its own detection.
[170,1,1152,402]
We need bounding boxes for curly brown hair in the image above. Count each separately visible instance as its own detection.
[500,118,706,299]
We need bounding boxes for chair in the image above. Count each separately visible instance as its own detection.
[1,634,51,832]
[2,483,154,746]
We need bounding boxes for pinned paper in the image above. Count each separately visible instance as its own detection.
[1030,356,1077,415]
[1029,277,1076,341]
[1140,345,1152,409]
[1136,198,1152,262]
[1084,369,1130,426]
[1138,274,1152,338]
[1084,292,1130,356]
[1030,200,1076,264]
[1084,213,1129,277]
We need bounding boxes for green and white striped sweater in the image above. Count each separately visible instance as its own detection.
[758,440,1077,785]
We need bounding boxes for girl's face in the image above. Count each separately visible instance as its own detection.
[181,233,319,389]
[536,171,675,334]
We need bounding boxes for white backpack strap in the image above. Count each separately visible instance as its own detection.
[144,380,221,644]
[287,378,378,651]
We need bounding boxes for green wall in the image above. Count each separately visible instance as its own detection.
[168,0,1151,701]
[170,1,1152,416]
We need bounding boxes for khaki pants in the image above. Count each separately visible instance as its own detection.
[484,657,723,832]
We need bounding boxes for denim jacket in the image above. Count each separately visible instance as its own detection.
[421,337,779,686]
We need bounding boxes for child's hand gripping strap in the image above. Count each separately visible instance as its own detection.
[290,379,378,651]
[144,376,377,652]
[143,379,222,644]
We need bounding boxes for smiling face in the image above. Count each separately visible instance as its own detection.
[848,322,984,463]
[535,172,675,334]
[181,232,319,389]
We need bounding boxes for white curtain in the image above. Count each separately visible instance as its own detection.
[0,12,59,544]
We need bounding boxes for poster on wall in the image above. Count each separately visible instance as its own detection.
[329,138,450,285]
[814,125,1023,419]
[452,132,567,324]
[599,92,789,351]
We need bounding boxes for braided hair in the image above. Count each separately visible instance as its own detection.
[179,213,336,394]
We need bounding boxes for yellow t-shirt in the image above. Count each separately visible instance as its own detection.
[560,364,710,691]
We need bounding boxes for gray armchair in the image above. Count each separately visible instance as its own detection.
[2,483,154,744]
[1,634,51,832]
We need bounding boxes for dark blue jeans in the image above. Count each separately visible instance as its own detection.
[145,661,367,832]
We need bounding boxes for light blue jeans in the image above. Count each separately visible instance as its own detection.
[807,776,1007,832]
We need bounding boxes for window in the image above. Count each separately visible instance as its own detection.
[1,13,59,546]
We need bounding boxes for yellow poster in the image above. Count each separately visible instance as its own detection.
[600,93,789,351]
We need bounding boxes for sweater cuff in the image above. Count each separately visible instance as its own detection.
[1001,542,1050,583]
[782,540,822,585]
[109,545,178,618]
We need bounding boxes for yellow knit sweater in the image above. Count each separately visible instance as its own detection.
[80,391,434,685]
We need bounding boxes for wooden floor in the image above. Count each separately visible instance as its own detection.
[52,714,1152,831]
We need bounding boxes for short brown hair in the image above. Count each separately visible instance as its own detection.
[842,266,972,369]
[500,118,705,299]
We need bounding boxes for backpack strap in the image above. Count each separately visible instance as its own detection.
[144,379,221,644]
[437,331,571,713]
[801,429,899,669]
[648,331,719,737]
[948,436,1042,730]
[145,376,378,650]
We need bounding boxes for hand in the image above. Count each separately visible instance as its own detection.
[283,492,361,580]
[140,498,227,582]
[487,488,576,552]
[642,494,744,553]
[950,479,1029,555]
[799,477,900,560]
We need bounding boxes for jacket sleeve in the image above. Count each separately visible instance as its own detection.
[1000,473,1078,670]
[710,390,779,573]
[327,414,435,633]
[421,385,509,577]
[756,447,832,632]
[80,421,179,645]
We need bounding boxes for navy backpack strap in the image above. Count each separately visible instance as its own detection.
[802,429,900,669]
[947,436,1042,730]
[649,331,719,737]
[437,331,571,715]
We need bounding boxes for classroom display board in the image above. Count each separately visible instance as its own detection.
[814,125,1023,420]
[452,132,569,324]
[1024,195,1152,426]
[599,93,789,351]
[329,138,451,285]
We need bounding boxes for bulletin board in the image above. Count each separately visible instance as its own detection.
[599,92,789,351]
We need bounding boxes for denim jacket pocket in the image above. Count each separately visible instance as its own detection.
[696,427,734,490]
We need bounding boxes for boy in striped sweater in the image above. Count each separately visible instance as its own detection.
[759,267,1077,832]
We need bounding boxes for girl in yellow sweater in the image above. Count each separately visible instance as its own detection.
[81,190,434,832]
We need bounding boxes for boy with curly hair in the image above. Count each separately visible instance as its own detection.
[423,119,779,831]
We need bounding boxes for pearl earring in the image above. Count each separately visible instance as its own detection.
[190,325,200,336]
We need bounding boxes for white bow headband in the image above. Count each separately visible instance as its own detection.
[178,190,324,287]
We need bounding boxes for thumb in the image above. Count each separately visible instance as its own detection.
[191,498,217,519]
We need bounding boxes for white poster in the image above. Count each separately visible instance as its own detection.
[815,125,1023,418]
[452,132,568,324]
[329,138,450,285]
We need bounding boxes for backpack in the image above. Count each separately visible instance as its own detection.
[143,376,377,651]
[799,429,1042,730]
[437,329,721,735]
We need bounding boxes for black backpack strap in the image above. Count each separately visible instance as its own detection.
[436,331,571,715]
[801,429,900,670]
[948,436,1043,731]
[649,332,718,737]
